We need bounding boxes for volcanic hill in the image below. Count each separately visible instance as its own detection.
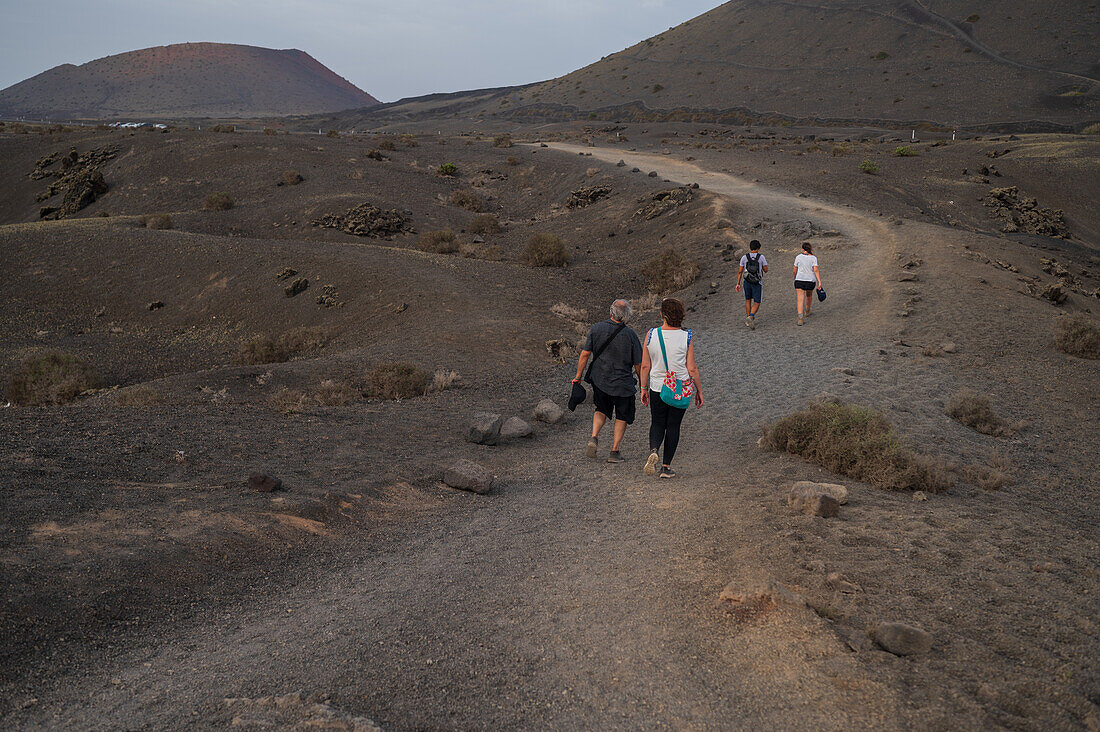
[496,0,1099,130]
[0,43,379,120]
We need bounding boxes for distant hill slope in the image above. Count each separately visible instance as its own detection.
[0,43,379,119]
[502,0,1098,129]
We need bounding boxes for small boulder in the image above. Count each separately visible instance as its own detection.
[249,472,283,493]
[443,460,493,494]
[532,399,565,424]
[285,278,309,298]
[719,579,806,609]
[792,480,848,505]
[617,160,627,167]
[941,342,957,353]
[826,572,861,594]
[467,413,503,445]
[716,218,733,229]
[869,622,933,656]
[788,483,841,517]
[648,171,658,178]
[501,416,534,439]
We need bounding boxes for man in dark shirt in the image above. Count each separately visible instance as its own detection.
[572,299,643,463]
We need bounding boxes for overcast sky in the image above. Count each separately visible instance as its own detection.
[0,0,721,101]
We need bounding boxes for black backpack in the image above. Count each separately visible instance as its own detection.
[744,252,762,284]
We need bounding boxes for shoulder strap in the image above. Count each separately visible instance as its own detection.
[585,323,627,379]
[656,327,670,373]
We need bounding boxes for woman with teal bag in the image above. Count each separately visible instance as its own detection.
[640,298,704,479]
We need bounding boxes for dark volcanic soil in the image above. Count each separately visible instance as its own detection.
[1,123,1098,730]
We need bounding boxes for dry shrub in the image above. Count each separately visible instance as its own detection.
[116,385,164,407]
[326,129,340,138]
[1054,314,1100,359]
[431,369,462,392]
[761,400,954,492]
[631,292,660,313]
[493,134,513,148]
[263,128,278,136]
[8,351,99,406]
[365,362,429,400]
[399,134,418,147]
[640,248,700,294]
[270,387,311,414]
[281,170,303,186]
[277,326,329,356]
[921,344,943,357]
[586,167,599,178]
[376,139,397,151]
[469,214,501,235]
[946,391,1015,436]
[961,453,1013,490]
[506,156,520,166]
[420,230,460,254]
[140,213,172,229]
[234,336,286,366]
[830,145,849,157]
[523,233,570,267]
[314,379,358,406]
[204,192,234,211]
[210,124,235,133]
[551,302,586,321]
[450,189,485,212]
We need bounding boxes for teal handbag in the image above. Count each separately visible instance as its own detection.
[656,327,692,410]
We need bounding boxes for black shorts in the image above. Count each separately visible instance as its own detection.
[592,385,636,424]
[795,280,817,291]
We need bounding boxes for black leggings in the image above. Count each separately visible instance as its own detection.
[649,392,687,465]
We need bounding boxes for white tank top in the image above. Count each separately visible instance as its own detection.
[646,327,692,390]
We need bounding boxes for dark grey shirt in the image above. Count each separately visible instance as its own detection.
[583,319,643,397]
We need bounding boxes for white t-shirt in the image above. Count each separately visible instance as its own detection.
[739,252,768,280]
[794,253,819,282]
[645,327,692,390]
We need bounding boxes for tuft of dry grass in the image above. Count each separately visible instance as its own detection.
[326,129,340,138]
[640,248,700,294]
[263,128,278,136]
[493,134,513,148]
[8,351,99,406]
[234,336,286,366]
[139,213,172,229]
[314,379,358,407]
[506,155,520,166]
[376,139,397,151]
[116,385,164,407]
[281,170,303,186]
[270,387,311,414]
[449,189,485,212]
[469,214,501,235]
[523,233,570,267]
[946,391,1017,436]
[204,191,234,211]
[365,362,430,400]
[277,326,329,356]
[631,292,660,313]
[961,453,1014,490]
[762,400,954,492]
[419,229,460,254]
[431,369,462,392]
[1054,314,1100,359]
[551,302,586,322]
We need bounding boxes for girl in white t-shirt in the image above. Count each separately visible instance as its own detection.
[792,242,822,326]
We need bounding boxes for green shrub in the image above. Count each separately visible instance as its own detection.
[438,163,459,177]
[1054,314,1100,358]
[365,362,429,400]
[652,84,665,93]
[762,400,953,492]
[893,146,917,157]
[874,51,890,60]
[419,230,460,254]
[8,351,99,405]
[523,233,570,267]
[859,159,880,175]
[1082,123,1100,135]
[204,192,235,210]
[449,189,485,212]
[469,214,501,235]
[640,248,700,294]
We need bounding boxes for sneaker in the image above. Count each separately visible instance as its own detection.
[749,315,757,331]
[659,466,676,479]
[607,450,624,464]
[585,437,598,459]
[644,451,659,476]
[745,315,753,328]
[797,315,804,326]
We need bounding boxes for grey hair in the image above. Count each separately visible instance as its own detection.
[610,299,633,324]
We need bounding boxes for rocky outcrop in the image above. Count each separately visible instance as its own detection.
[567,184,612,209]
[634,187,693,220]
[986,187,1070,238]
[313,203,413,239]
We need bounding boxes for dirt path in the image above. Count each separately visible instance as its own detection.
[11,147,1091,729]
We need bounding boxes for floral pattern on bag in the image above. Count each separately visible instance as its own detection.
[663,371,694,402]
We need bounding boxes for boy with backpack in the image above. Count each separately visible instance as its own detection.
[735,239,769,330]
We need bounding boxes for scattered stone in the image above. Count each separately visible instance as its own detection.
[443,459,494,494]
[716,218,733,229]
[532,398,565,424]
[501,416,534,439]
[832,367,859,377]
[631,167,641,173]
[284,278,309,298]
[719,578,807,609]
[777,219,820,239]
[146,301,165,311]
[648,171,659,177]
[94,307,106,318]
[394,302,408,314]
[897,272,920,282]
[315,284,343,308]
[826,572,861,594]
[913,491,928,502]
[472,235,485,244]
[545,339,578,363]
[634,187,693,220]
[941,342,957,353]
[225,692,381,731]
[869,622,933,656]
[248,472,283,493]
[617,160,627,167]
[986,186,1070,238]
[275,267,297,281]
[1041,283,1068,305]
[1032,561,1055,572]
[788,483,841,517]
[467,413,503,445]
[793,480,848,505]
[567,184,612,209]
[313,202,413,239]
